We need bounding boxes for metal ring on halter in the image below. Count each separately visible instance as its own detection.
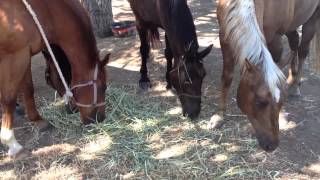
[70,64,105,108]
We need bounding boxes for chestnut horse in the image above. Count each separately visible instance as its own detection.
[128,0,213,119]
[211,0,320,152]
[0,0,109,158]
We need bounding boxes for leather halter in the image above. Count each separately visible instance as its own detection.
[71,64,105,108]
[170,58,201,99]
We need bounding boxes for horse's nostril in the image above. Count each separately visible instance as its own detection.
[97,113,106,122]
[259,140,278,152]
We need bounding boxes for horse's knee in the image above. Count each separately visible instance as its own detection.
[298,48,309,60]
[140,44,150,57]
[222,72,233,87]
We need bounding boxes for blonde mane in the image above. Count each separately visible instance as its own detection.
[220,0,285,98]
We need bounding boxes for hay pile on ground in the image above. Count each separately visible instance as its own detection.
[22,85,293,179]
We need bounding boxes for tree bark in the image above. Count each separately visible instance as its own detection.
[80,0,113,38]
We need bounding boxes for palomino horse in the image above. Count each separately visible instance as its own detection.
[0,0,109,158]
[211,0,320,152]
[128,0,213,119]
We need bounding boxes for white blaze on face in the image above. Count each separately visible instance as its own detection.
[0,128,23,156]
[274,87,281,103]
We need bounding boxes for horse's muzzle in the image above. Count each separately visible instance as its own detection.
[257,135,279,152]
[181,98,201,121]
[82,111,106,125]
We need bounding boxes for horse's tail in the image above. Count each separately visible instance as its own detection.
[147,26,162,49]
[220,0,285,97]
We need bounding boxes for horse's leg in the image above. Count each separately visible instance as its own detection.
[288,9,319,96]
[208,38,235,129]
[165,34,173,89]
[286,30,300,95]
[20,65,51,130]
[0,49,31,158]
[268,35,284,66]
[0,101,27,158]
[137,25,151,90]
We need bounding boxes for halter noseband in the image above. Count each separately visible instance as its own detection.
[170,58,201,99]
[70,64,105,108]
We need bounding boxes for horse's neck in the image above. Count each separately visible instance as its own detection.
[48,0,98,80]
[164,1,198,57]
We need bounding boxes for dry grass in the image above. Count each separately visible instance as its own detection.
[0,85,302,179]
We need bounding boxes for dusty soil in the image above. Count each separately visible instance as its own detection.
[1,0,320,179]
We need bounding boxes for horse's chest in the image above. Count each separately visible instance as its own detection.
[0,17,41,55]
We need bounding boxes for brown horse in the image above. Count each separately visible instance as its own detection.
[128,0,213,119]
[0,0,109,159]
[211,0,320,152]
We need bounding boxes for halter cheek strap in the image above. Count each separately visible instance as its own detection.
[170,59,201,99]
[71,64,105,108]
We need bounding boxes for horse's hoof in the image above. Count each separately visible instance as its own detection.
[288,85,301,97]
[9,148,30,160]
[208,114,224,129]
[139,82,152,91]
[34,120,53,132]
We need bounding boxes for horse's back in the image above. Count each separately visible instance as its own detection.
[128,0,161,25]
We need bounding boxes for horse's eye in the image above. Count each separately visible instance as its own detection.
[45,71,52,86]
[255,98,269,108]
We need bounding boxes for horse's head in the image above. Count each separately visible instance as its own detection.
[71,54,109,125]
[170,43,213,120]
[44,47,78,113]
[237,61,285,152]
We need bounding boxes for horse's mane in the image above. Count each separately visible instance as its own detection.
[170,0,199,52]
[43,45,72,85]
[220,0,285,98]
[59,0,99,61]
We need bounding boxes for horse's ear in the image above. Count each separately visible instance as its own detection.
[197,44,213,60]
[244,59,254,73]
[186,41,198,55]
[101,53,110,67]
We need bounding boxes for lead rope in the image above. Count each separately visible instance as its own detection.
[21,0,73,104]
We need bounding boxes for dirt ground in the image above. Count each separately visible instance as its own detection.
[1,0,320,179]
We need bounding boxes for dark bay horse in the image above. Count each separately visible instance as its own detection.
[128,0,213,119]
[0,0,109,159]
[212,0,320,152]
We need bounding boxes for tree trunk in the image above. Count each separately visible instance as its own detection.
[310,20,320,76]
[80,0,113,38]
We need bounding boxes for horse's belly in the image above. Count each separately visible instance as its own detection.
[288,0,319,30]
[262,0,319,41]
